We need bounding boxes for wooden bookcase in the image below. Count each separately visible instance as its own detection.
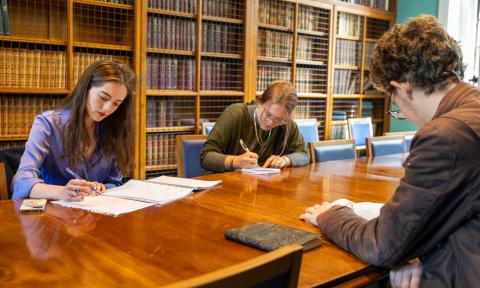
[0,0,395,180]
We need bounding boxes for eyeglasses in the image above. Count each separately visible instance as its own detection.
[386,90,407,120]
[260,105,287,126]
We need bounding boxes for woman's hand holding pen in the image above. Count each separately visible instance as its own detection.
[61,179,105,202]
[232,152,259,169]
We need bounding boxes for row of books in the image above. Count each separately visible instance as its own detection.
[259,0,294,28]
[145,133,177,167]
[146,98,173,128]
[0,0,10,36]
[364,42,375,66]
[0,48,66,89]
[258,29,292,60]
[341,0,370,6]
[296,68,327,94]
[291,101,325,120]
[0,140,25,150]
[202,0,243,19]
[200,60,242,90]
[330,123,348,140]
[0,96,62,137]
[337,13,362,38]
[96,0,134,4]
[73,52,132,85]
[202,22,243,54]
[147,16,195,51]
[297,36,326,62]
[298,6,328,33]
[374,0,390,11]
[256,65,291,92]
[335,39,362,66]
[148,0,196,13]
[146,56,196,90]
[333,70,360,94]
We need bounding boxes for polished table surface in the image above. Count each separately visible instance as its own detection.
[0,154,406,287]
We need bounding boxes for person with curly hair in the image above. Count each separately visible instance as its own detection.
[301,15,480,287]
[12,60,136,201]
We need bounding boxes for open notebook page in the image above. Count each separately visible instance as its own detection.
[148,175,222,190]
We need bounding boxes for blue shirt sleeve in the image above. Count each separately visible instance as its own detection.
[104,161,123,189]
[12,115,52,199]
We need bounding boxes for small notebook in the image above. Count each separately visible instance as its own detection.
[20,199,47,212]
[241,167,281,175]
[224,222,321,251]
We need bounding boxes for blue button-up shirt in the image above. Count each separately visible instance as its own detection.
[12,109,123,199]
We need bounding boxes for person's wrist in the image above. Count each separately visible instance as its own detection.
[315,205,340,224]
[282,156,291,167]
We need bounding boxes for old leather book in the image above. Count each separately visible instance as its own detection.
[224,222,321,251]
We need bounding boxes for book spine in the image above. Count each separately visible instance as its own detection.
[1,0,10,36]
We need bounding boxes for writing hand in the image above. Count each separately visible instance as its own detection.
[263,155,289,168]
[299,202,334,227]
[232,151,258,169]
[62,179,102,201]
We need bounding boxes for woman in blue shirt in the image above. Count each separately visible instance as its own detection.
[12,59,136,201]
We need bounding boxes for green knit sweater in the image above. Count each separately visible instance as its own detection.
[200,103,310,173]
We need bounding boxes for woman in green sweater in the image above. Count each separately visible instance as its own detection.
[200,80,310,173]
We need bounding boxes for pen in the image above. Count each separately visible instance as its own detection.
[239,139,250,152]
[65,167,99,193]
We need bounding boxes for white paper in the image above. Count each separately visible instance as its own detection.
[52,196,155,217]
[148,175,222,190]
[331,199,383,220]
[105,180,193,203]
[241,167,281,175]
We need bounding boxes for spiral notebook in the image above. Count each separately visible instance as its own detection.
[51,176,220,216]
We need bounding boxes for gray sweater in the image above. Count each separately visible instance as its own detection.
[200,103,310,173]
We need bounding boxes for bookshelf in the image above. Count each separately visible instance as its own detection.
[0,0,141,178]
[0,0,395,180]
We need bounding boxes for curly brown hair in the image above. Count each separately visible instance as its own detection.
[369,14,465,95]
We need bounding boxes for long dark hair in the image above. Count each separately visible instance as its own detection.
[60,59,136,174]
[256,80,298,155]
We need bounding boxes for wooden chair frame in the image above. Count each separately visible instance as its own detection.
[176,134,208,178]
[162,244,303,288]
[308,139,356,163]
[0,163,7,200]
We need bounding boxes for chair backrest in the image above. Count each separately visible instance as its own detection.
[202,122,216,135]
[294,118,319,144]
[384,131,416,152]
[0,146,25,200]
[308,139,356,163]
[176,135,208,178]
[347,117,373,148]
[366,135,406,157]
[162,244,303,288]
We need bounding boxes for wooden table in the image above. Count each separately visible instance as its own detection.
[0,155,405,287]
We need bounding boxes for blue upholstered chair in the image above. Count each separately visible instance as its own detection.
[347,117,373,152]
[308,139,356,163]
[201,122,215,135]
[176,135,208,178]
[384,131,416,152]
[366,135,406,157]
[294,118,319,145]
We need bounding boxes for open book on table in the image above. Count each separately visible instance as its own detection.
[51,176,221,216]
